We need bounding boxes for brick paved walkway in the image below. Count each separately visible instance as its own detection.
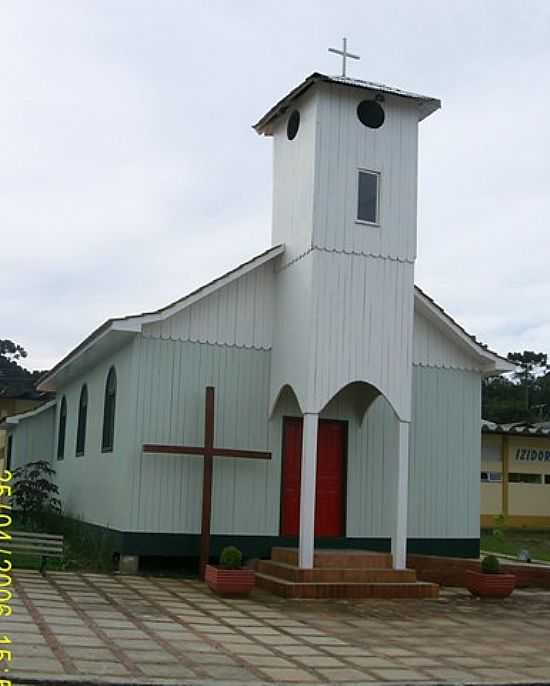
[8,570,550,683]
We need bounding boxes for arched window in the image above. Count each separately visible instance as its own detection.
[57,396,67,460]
[101,367,116,452]
[75,385,88,457]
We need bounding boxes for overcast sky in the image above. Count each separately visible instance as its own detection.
[2,0,549,371]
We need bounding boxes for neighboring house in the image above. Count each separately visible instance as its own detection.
[8,71,513,570]
[481,420,550,528]
[0,391,50,472]
[2,401,56,472]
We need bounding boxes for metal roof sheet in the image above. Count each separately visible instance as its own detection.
[481,419,550,437]
[254,72,441,134]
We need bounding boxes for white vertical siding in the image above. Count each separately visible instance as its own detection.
[322,391,398,538]
[270,254,314,414]
[269,81,420,420]
[12,335,483,544]
[339,366,481,540]
[313,84,419,261]
[309,250,414,421]
[271,90,318,265]
[142,261,275,350]
[51,341,136,531]
[413,310,480,370]
[10,405,56,470]
[131,337,280,535]
[408,366,481,538]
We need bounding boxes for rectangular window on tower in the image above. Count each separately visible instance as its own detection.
[357,170,380,224]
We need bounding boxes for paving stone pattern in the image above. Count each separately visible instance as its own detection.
[8,570,550,683]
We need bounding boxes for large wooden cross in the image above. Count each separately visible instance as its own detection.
[143,386,271,579]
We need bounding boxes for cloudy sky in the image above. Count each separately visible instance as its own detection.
[2,0,549,371]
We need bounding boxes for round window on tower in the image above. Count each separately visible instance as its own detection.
[357,100,385,129]
[287,110,300,140]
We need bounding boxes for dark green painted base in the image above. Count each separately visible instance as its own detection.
[57,518,479,561]
[75,528,477,561]
[408,538,480,559]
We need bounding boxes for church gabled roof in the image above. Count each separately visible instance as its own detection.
[254,72,441,135]
[414,287,515,375]
[37,245,285,391]
[38,244,512,391]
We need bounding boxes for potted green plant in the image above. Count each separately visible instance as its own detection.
[205,546,255,596]
[465,555,516,598]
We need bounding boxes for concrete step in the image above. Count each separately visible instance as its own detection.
[255,572,440,599]
[271,547,393,569]
[256,560,417,583]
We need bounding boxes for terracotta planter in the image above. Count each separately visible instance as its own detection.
[465,569,516,598]
[205,565,255,596]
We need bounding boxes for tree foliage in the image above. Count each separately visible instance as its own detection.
[12,461,62,528]
[0,338,44,397]
[483,350,550,424]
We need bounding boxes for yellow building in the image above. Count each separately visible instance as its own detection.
[481,420,550,529]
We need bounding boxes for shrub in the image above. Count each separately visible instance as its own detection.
[12,461,61,529]
[219,546,242,569]
[481,554,500,574]
[493,514,507,543]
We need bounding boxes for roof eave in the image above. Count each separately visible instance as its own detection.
[2,399,57,426]
[414,287,515,376]
[37,325,138,392]
[253,72,441,135]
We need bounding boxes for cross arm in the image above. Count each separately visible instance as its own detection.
[213,448,271,460]
[142,444,271,460]
[143,444,205,456]
[328,47,360,59]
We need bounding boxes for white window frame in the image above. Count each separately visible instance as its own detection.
[481,471,502,483]
[356,169,381,226]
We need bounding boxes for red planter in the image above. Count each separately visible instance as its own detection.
[205,565,255,596]
[465,569,516,599]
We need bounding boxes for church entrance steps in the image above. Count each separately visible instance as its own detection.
[256,547,440,599]
[270,546,393,568]
[256,572,439,599]
[256,559,417,583]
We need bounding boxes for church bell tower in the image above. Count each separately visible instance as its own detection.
[255,66,440,422]
[254,53,440,570]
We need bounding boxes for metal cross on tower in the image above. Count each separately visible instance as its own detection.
[328,37,360,78]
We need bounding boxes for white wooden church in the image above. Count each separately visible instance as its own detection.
[8,64,513,586]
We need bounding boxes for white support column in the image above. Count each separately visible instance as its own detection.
[298,412,319,569]
[392,420,410,570]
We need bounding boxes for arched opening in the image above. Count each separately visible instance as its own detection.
[270,384,303,418]
[320,380,381,423]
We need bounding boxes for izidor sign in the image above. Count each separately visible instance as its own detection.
[515,448,550,462]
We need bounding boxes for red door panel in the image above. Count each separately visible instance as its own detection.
[281,418,345,538]
[315,421,345,537]
[281,418,303,536]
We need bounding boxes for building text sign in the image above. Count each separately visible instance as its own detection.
[515,447,550,462]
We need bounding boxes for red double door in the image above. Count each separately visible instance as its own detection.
[281,417,346,537]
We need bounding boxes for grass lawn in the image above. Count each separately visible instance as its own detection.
[481,529,550,562]
[12,516,115,573]
[12,552,64,572]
